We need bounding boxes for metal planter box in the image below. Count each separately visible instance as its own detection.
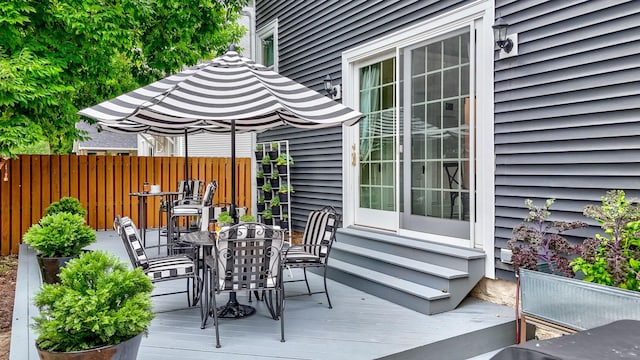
[520,268,640,331]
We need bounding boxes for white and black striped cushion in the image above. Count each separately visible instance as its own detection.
[145,256,195,280]
[121,218,149,269]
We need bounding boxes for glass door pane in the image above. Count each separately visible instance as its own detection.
[401,29,473,240]
[359,58,396,212]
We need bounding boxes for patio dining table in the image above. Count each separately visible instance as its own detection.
[129,191,180,247]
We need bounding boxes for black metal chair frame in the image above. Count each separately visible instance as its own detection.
[203,222,285,347]
[115,216,204,317]
[283,206,340,309]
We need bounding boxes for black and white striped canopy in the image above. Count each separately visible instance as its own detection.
[78,47,363,134]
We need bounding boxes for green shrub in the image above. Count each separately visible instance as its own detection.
[23,213,96,257]
[44,197,87,217]
[217,211,234,225]
[32,251,154,352]
[572,190,640,291]
[240,214,255,222]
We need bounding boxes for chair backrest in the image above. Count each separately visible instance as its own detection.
[177,179,204,203]
[214,223,283,291]
[203,181,217,207]
[114,216,149,269]
[301,206,340,259]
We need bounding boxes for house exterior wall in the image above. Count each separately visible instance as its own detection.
[493,0,640,279]
[255,0,474,230]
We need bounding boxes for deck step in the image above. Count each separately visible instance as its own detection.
[326,227,486,315]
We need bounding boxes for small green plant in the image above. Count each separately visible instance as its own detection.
[270,195,280,208]
[279,184,294,193]
[572,190,640,291]
[240,214,255,222]
[276,153,294,166]
[258,197,265,204]
[271,171,279,180]
[271,142,279,151]
[23,212,97,258]
[261,154,271,164]
[508,199,587,277]
[32,250,154,352]
[217,211,234,225]
[262,209,273,220]
[257,169,264,178]
[262,182,272,192]
[282,214,289,221]
[44,197,87,217]
[256,144,264,151]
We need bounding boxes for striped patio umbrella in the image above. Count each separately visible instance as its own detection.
[79,45,363,210]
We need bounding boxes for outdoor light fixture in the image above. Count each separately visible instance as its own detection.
[492,17,513,53]
[323,75,341,100]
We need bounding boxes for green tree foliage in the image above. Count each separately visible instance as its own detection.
[0,0,248,157]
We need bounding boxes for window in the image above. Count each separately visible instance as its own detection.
[257,19,278,70]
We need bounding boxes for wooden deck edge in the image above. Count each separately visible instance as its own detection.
[10,244,38,360]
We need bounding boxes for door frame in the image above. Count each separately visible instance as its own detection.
[341,0,495,266]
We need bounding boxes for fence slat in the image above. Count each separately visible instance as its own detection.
[11,157,22,254]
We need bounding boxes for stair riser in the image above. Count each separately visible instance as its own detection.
[336,232,471,272]
[330,248,455,292]
[326,267,451,315]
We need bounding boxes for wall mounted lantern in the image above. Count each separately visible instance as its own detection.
[492,17,518,58]
[323,75,342,100]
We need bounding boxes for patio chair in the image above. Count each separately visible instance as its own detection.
[176,179,205,205]
[115,216,204,316]
[169,181,217,243]
[283,206,340,308]
[204,222,285,347]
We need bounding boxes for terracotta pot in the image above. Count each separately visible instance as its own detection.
[37,333,143,360]
[37,255,77,284]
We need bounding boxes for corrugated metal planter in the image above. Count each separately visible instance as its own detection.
[520,268,640,330]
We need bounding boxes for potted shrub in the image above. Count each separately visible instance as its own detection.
[256,169,265,186]
[268,142,279,159]
[279,184,294,203]
[270,195,281,216]
[270,171,280,188]
[217,211,235,227]
[507,198,587,277]
[572,190,640,291]
[33,250,154,359]
[275,153,294,174]
[239,214,256,223]
[262,182,273,200]
[44,197,87,217]
[257,197,266,212]
[261,154,272,173]
[279,214,289,230]
[23,212,97,284]
[255,144,264,161]
[261,209,273,225]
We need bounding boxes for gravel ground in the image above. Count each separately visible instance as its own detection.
[0,255,18,360]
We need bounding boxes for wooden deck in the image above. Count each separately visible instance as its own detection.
[11,230,515,360]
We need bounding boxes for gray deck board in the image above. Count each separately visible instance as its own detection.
[11,229,515,360]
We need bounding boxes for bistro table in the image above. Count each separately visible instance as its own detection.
[129,191,180,247]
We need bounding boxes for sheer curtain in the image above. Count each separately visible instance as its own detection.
[359,66,380,162]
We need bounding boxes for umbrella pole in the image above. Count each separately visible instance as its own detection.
[184,129,189,180]
[230,120,237,221]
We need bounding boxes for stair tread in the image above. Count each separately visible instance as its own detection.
[329,258,451,301]
[333,242,468,279]
[339,227,485,260]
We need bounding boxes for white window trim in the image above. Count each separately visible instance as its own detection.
[256,18,278,71]
[341,0,496,278]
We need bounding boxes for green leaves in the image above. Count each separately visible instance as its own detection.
[1,0,248,157]
[23,212,96,257]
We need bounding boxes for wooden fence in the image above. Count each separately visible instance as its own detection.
[0,155,252,255]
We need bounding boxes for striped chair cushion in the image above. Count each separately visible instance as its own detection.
[284,247,321,263]
[121,218,149,269]
[146,256,195,280]
[299,210,338,257]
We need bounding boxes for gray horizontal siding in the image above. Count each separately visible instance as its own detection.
[256,0,472,232]
[494,0,640,280]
